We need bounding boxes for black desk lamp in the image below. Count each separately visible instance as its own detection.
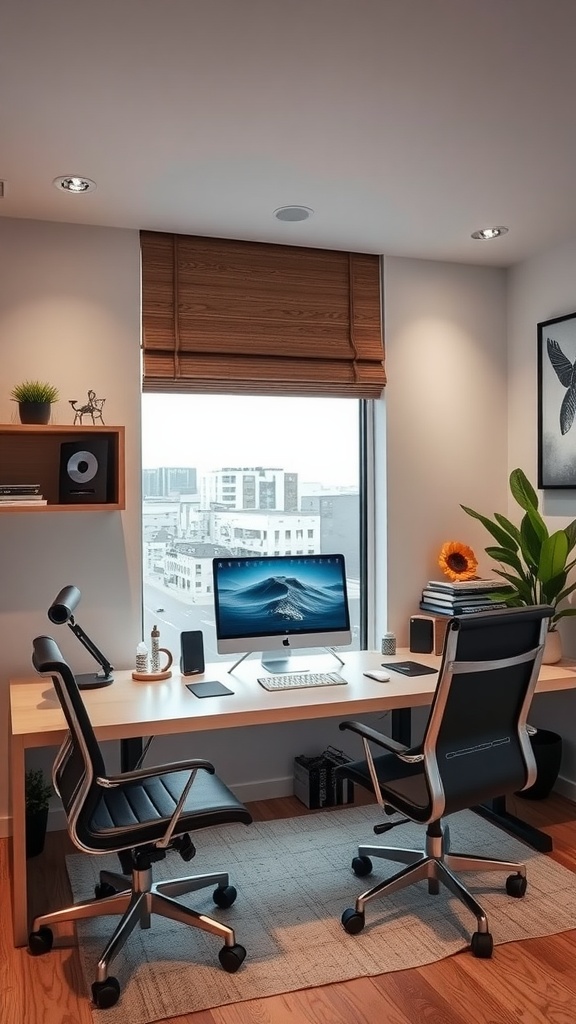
[47,585,114,690]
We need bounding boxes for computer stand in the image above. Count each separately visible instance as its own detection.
[227,647,346,675]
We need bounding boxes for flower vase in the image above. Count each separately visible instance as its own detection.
[542,629,562,665]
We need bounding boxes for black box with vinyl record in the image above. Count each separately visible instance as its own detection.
[59,438,112,504]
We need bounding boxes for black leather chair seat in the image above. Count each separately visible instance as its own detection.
[82,770,252,850]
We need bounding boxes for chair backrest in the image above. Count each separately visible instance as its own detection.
[421,605,552,819]
[32,634,106,831]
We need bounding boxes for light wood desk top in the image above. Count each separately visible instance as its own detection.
[11,648,576,747]
[9,648,576,946]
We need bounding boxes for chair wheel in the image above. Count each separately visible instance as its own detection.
[352,855,372,877]
[91,976,121,1009]
[95,882,117,899]
[28,926,53,955]
[470,931,493,958]
[213,884,237,909]
[342,907,365,934]
[219,943,246,972]
[506,872,527,898]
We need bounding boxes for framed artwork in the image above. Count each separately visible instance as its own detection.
[538,310,576,488]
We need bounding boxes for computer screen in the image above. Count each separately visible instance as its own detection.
[213,553,352,661]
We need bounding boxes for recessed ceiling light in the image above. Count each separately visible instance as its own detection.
[274,205,314,222]
[53,175,97,194]
[471,225,509,240]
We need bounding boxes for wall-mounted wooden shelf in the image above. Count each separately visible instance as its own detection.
[0,424,125,512]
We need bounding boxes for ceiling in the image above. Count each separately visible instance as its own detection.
[3,0,576,268]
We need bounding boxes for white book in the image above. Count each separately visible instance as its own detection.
[426,578,503,593]
[0,498,47,506]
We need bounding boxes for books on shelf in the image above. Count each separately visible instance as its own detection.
[0,498,47,506]
[421,587,502,606]
[0,483,41,495]
[425,578,504,594]
[419,600,509,617]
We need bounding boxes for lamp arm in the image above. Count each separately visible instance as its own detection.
[68,616,114,678]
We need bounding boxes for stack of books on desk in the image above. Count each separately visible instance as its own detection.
[0,483,47,506]
[419,578,509,616]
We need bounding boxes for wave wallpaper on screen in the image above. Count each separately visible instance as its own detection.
[214,556,349,639]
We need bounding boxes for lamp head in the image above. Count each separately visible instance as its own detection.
[47,585,82,625]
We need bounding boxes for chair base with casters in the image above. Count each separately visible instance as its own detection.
[341,817,527,959]
[29,843,246,1009]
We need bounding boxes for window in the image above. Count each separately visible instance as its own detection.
[142,394,369,661]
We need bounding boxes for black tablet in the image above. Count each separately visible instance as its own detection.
[186,680,234,698]
[381,661,437,677]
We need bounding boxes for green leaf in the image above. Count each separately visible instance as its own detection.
[484,546,526,575]
[460,506,519,550]
[540,572,567,603]
[565,519,576,554]
[523,504,548,545]
[510,468,539,511]
[538,531,569,583]
[519,515,542,569]
[494,513,522,546]
[554,580,576,604]
[492,569,533,602]
[554,607,576,621]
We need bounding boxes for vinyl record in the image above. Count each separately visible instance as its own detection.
[66,450,99,483]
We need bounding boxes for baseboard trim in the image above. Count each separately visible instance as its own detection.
[554,774,576,802]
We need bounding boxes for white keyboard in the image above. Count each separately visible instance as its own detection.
[257,671,347,691]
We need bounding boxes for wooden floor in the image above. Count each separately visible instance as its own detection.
[2,793,576,1024]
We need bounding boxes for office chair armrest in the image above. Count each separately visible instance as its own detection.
[98,757,215,787]
[339,720,422,759]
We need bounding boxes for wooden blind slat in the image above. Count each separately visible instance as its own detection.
[141,231,385,398]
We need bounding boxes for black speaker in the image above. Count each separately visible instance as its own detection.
[409,614,449,655]
[59,438,111,504]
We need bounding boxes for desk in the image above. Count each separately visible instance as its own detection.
[10,648,576,946]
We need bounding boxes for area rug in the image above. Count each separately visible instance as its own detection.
[65,804,576,1023]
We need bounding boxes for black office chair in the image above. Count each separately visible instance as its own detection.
[28,635,253,1009]
[336,605,552,958]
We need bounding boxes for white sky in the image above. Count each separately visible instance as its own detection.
[142,394,359,487]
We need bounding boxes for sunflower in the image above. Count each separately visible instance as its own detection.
[438,541,478,582]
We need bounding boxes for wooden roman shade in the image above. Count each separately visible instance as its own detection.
[141,232,385,398]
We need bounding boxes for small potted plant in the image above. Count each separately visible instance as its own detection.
[11,380,60,424]
[25,769,52,858]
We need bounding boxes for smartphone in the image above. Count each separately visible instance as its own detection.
[180,630,205,676]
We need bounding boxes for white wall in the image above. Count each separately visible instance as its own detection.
[382,255,509,643]
[0,217,523,835]
[0,218,143,834]
[508,238,576,792]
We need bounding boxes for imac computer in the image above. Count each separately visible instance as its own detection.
[212,553,352,672]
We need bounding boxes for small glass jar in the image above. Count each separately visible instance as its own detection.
[381,631,397,656]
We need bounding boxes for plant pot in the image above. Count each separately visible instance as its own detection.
[542,629,562,665]
[18,401,52,425]
[517,729,563,800]
[25,806,49,858]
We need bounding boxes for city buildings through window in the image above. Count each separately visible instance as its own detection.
[142,394,369,663]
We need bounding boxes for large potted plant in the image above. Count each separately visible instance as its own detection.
[25,769,52,858]
[461,467,576,662]
[11,380,59,424]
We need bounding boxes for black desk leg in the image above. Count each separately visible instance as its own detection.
[121,737,144,772]
[472,796,553,854]
[390,708,411,747]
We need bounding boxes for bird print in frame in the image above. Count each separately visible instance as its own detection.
[538,311,576,488]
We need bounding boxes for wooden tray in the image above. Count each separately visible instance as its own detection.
[132,669,172,681]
